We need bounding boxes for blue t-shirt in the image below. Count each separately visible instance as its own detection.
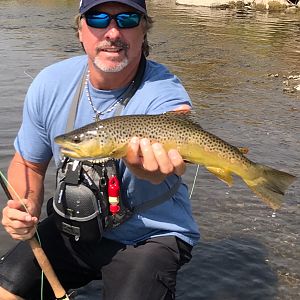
[15,55,200,246]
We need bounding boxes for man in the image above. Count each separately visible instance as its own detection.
[0,0,200,299]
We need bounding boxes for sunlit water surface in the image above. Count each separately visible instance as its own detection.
[0,1,299,299]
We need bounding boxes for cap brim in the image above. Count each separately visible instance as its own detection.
[80,0,147,14]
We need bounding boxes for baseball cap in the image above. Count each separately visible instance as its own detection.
[79,0,147,14]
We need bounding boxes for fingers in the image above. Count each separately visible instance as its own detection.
[140,139,159,172]
[168,149,186,176]
[173,104,191,112]
[7,199,22,209]
[5,224,36,241]
[124,137,186,184]
[10,231,36,241]
[2,199,38,241]
[6,199,37,222]
[141,139,185,176]
[2,216,37,240]
[150,143,173,174]
[125,136,142,166]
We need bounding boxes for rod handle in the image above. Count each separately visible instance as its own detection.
[28,237,69,299]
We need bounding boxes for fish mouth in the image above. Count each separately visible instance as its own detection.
[56,140,81,157]
[60,147,80,157]
[60,148,92,161]
[55,136,80,153]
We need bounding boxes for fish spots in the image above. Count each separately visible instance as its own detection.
[58,113,250,172]
[123,132,131,139]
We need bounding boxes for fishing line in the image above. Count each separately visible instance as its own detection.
[189,165,199,199]
[24,70,34,80]
[17,71,48,300]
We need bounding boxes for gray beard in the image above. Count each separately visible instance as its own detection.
[93,56,129,73]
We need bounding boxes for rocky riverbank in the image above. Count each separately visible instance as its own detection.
[176,0,300,11]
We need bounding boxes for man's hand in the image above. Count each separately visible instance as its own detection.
[123,137,186,184]
[2,198,39,240]
[1,152,47,241]
[123,104,191,184]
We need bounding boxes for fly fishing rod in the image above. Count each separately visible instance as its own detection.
[0,172,69,300]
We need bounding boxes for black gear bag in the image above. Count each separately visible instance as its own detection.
[51,158,133,242]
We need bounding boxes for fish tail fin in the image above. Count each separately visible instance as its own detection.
[243,164,296,210]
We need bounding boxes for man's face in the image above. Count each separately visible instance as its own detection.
[79,2,145,73]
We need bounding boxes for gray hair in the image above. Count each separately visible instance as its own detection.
[74,14,153,57]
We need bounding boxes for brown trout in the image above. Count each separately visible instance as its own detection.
[54,112,296,210]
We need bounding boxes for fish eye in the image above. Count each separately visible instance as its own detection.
[73,135,81,144]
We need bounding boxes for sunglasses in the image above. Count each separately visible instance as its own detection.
[84,12,143,29]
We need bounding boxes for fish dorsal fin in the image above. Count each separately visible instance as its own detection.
[238,147,249,154]
[163,110,202,128]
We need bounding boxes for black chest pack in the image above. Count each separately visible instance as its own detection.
[52,158,133,242]
[50,55,181,242]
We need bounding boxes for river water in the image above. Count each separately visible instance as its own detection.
[0,0,299,299]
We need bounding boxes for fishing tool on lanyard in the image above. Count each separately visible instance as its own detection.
[0,171,70,300]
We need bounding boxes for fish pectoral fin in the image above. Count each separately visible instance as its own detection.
[183,159,194,164]
[206,166,233,187]
[110,144,128,159]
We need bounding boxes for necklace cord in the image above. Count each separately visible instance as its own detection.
[85,55,147,120]
[85,72,131,119]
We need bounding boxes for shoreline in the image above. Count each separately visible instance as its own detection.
[176,0,300,11]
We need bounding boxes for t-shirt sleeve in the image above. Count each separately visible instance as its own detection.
[132,61,192,115]
[146,74,192,114]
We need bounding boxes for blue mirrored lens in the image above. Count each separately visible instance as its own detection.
[85,12,141,29]
[86,13,110,28]
[116,13,141,28]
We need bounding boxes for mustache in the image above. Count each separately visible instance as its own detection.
[96,40,129,52]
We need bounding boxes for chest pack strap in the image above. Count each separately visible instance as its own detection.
[132,177,181,214]
[66,65,88,133]
[66,55,181,216]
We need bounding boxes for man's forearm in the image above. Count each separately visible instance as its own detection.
[7,152,49,217]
